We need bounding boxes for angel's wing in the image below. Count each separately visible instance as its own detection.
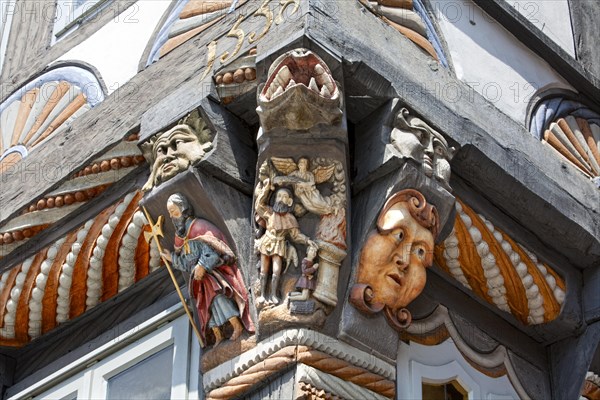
[313,164,336,184]
[271,157,298,175]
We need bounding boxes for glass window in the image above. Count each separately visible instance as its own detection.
[107,345,174,400]
[422,379,468,400]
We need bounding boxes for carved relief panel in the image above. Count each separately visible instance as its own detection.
[251,48,350,333]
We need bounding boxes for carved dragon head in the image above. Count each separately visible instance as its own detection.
[256,48,343,131]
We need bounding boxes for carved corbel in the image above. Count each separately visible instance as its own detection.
[256,48,343,132]
[392,107,456,191]
[140,109,214,191]
[349,189,439,331]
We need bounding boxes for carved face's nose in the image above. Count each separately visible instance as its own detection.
[392,253,409,272]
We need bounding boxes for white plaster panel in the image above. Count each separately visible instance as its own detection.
[56,1,171,94]
[510,0,575,57]
[429,0,575,125]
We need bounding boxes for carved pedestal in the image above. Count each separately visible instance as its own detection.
[312,240,347,306]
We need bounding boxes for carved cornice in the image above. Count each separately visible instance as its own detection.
[296,364,391,400]
[206,343,395,399]
[203,329,395,391]
[0,190,160,346]
[0,136,144,259]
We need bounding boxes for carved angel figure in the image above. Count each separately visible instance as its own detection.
[270,157,336,215]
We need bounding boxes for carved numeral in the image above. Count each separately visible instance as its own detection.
[275,0,299,25]
[220,15,246,64]
[248,0,273,44]
[200,40,218,81]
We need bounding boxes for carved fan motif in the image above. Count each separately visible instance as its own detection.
[147,0,244,65]
[542,116,600,179]
[0,68,105,174]
[434,200,566,325]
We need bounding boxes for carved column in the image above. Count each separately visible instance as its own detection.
[252,47,350,332]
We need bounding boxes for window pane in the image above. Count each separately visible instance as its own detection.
[107,345,174,400]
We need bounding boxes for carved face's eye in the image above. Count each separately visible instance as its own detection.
[414,245,427,261]
[156,146,166,155]
[392,230,404,243]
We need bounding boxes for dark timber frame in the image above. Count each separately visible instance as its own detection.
[0,1,598,399]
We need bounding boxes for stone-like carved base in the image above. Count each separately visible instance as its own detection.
[258,303,328,332]
[201,333,257,373]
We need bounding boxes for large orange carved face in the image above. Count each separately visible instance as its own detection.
[357,201,434,311]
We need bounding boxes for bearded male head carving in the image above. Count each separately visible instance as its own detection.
[391,108,455,190]
[141,109,213,191]
[350,189,439,331]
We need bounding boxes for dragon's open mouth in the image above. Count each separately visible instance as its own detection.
[259,49,339,102]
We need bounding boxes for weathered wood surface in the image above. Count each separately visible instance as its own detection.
[243,368,297,400]
[306,0,600,268]
[568,0,600,82]
[0,0,306,246]
[549,320,600,400]
[0,166,147,274]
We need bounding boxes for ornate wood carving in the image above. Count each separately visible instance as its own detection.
[435,199,566,325]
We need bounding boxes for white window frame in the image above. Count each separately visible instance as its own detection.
[52,0,112,42]
[90,316,190,399]
[8,304,192,400]
[34,371,93,400]
[412,359,480,400]
[397,338,519,400]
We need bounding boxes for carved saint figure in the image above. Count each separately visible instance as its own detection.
[254,183,318,306]
[161,193,254,346]
[141,110,213,191]
[350,189,439,331]
[391,108,454,189]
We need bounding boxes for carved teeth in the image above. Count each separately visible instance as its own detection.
[276,65,291,87]
[320,85,330,97]
[314,63,335,93]
[273,86,284,98]
[286,79,296,90]
[308,77,319,92]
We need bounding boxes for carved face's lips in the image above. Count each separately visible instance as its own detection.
[387,272,406,287]
[259,49,339,103]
